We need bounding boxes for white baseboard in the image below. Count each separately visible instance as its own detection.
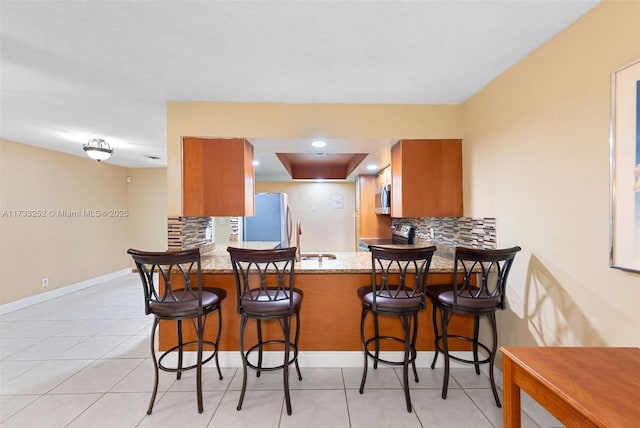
[0,268,131,315]
[162,350,476,369]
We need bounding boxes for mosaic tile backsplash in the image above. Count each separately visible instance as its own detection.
[168,216,496,254]
[167,216,214,251]
[392,217,496,252]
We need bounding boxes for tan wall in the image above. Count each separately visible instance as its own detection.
[127,167,168,254]
[0,139,168,304]
[167,103,464,215]
[255,182,356,252]
[0,139,130,303]
[463,1,640,350]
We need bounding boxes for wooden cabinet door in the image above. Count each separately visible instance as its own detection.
[183,137,254,217]
[391,139,462,218]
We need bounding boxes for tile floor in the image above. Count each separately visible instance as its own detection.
[0,274,563,428]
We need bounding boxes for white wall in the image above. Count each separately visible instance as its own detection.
[256,182,356,252]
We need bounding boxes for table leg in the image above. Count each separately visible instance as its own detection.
[503,355,521,428]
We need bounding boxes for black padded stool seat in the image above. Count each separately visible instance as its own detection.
[228,246,303,416]
[427,246,521,408]
[240,288,303,316]
[148,290,221,317]
[127,248,225,414]
[358,245,436,413]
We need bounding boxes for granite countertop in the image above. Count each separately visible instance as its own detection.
[201,246,455,274]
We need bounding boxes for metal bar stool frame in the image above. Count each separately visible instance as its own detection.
[228,246,303,415]
[427,246,521,407]
[128,248,225,414]
[358,245,436,412]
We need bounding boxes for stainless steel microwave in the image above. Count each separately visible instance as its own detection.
[375,184,391,215]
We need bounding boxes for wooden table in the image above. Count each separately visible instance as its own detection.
[500,347,640,428]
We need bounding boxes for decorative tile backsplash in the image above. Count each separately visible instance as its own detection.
[392,217,496,251]
[167,216,214,251]
[168,216,496,254]
[229,217,239,241]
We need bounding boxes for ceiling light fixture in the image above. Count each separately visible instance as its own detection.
[252,160,260,166]
[83,138,113,162]
[311,140,327,148]
[366,164,378,171]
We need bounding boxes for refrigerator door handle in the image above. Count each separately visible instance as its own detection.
[286,205,292,246]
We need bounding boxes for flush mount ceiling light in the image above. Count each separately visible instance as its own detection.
[83,138,113,162]
[311,140,327,148]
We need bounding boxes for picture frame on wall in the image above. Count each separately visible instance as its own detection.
[610,58,640,273]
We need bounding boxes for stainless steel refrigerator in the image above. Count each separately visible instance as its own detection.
[243,192,292,248]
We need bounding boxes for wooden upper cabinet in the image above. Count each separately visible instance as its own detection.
[375,165,391,188]
[182,137,255,217]
[391,139,462,218]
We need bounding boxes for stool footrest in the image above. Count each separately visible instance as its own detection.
[158,340,218,373]
[363,335,417,367]
[244,339,300,372]
[435,334,491,365]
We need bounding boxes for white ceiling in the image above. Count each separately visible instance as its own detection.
[0,0,599,180]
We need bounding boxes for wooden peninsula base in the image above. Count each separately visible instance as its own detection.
[159,271,474,353]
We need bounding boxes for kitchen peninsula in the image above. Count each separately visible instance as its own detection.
[159,245,474,353]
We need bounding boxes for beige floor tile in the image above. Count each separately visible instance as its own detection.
[342,367,403,390]
[168,366,236,392]
[100,334,149,359]
[227,366,303,391]
[287,367,344,390]
[278,389,349,428]
[65,392,150,428]
[110,358,176,393]
[207,390,283,428]
[137,391,224,428]
[411,388,494,428]
[396,366,461,389]
[50,358,144,393]
[0,359,93,394]
[54,335,129,359]
[0,359,43,384]
[0,395,39,423]
[465,387,541,428]
[1,393,101,428]
[4,336,86,360]
[345,389,422,428]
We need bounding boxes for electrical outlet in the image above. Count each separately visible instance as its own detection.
[42,277,48,287]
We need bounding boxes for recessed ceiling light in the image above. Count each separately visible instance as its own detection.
[312,140,327,148]
[366,164,378,171]
[252,160,260,166]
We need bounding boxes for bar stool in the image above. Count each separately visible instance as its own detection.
[227,246,303,415]
[357,245,436,412]
[127,248,225,414]
[426,246,521,407]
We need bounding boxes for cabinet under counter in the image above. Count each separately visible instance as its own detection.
[159,252,473,353]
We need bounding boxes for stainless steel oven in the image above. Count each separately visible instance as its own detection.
[359,224,416,251]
